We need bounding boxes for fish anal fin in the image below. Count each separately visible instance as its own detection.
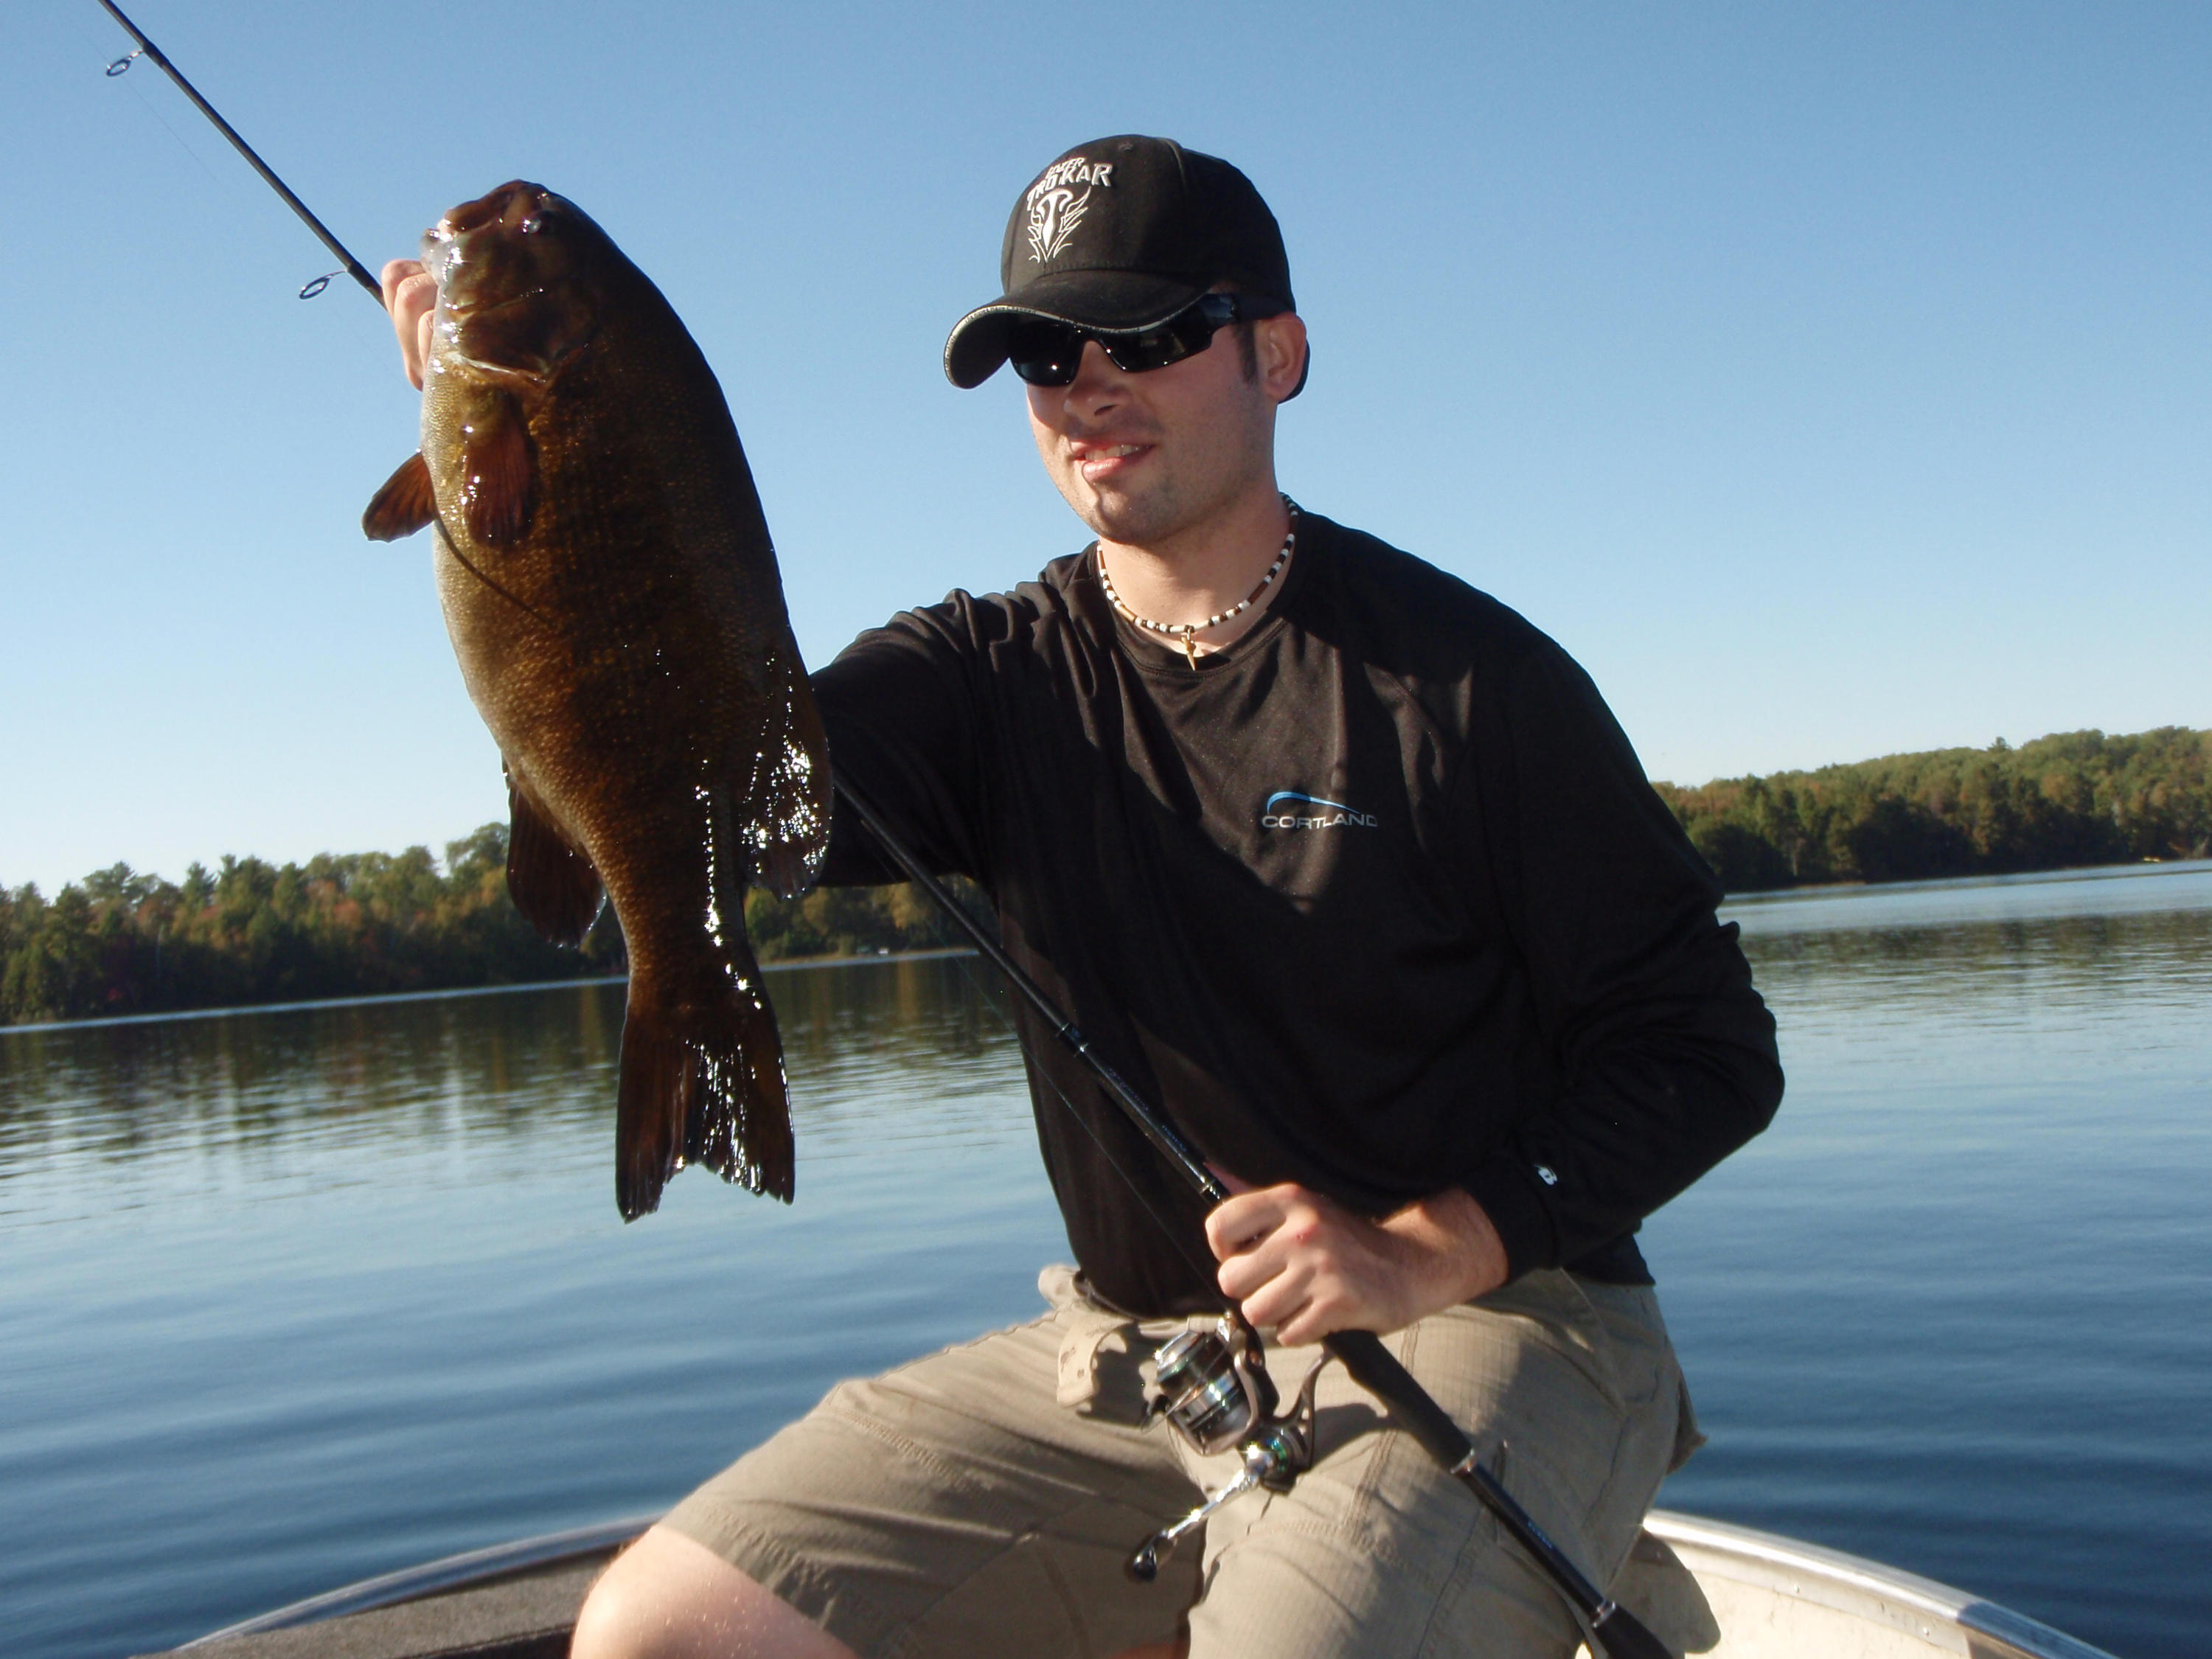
[505,772,604,946]
[461,396,537,546]
[362,453,438,541]
[738,646,835,901]
[615,961,796,1220]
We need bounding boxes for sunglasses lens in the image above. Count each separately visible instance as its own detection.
[1099,319,1201,375]
[1004,300,1241,384]
[1008,321,1085,386]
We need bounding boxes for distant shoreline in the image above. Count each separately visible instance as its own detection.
[0,945,981,1036]
[15,858,2211,1034]
[1720,853,2210,906]
[8,722,2202,1028]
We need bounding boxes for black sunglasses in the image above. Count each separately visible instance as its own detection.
[1006,293,1290,387]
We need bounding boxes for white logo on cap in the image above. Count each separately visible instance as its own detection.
[1025,157,1113,264]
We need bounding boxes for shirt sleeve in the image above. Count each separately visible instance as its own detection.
[807,593,999,888]
[1455,633,1784,1278]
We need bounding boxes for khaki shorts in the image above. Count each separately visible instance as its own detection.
[662,1266,1700,1659]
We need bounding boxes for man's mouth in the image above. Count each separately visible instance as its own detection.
[1071,441,1152,482]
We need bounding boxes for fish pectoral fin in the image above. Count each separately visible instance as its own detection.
[460,394,537,546]
[737,645,836,901]
[362,452,438,540]
[504,770,605,947]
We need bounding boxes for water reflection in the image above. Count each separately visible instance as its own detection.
[1652,863,2212,1659]
[1733,881,2212,1091]
[0,956,1032,1220]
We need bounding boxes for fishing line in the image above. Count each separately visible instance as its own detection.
[94,0,380,304]
[873,852,1211,1277]
[942,945,1222,1287]
[113,58,236,200]
[431,524,555,627]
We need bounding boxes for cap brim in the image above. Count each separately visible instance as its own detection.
[944,269,1208,388]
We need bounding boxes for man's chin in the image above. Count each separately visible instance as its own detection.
[1068,483,1178,548]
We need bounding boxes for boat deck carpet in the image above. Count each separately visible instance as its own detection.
[131,1556,602,1659]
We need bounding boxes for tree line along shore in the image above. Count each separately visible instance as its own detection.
[1654,725,2208,893]
[4,726,2206,1027]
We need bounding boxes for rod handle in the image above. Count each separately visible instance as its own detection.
[1321,1329,1467,1466]
[1322,1331,1675,1659]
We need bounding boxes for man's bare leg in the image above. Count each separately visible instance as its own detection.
[571,1525,1185,1659]
[570,1528,855,1659]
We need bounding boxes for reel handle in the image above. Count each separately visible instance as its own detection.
[1124,1445,1266,1582]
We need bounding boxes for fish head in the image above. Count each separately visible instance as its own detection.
[422,181,602,383]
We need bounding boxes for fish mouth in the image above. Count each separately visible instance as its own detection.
[422,181,599,380]
[421,181,562,305]
[441,179,545,239]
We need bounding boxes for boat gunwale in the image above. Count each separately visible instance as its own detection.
[184,1508,2120,1659]
[1644,1512,2118,1659]
[177,1513,657,1645]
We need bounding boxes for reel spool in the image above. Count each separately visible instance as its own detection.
[1151,1318,1279,1455]
[1127,1318,1326,1582]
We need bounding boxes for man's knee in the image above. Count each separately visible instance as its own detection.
[570,1525,857,1659]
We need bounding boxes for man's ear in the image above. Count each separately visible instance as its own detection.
[1258,312,1309,403]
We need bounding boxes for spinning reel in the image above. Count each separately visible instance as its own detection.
[1126,1316,1329,1582]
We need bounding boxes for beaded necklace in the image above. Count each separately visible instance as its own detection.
[1097,502,1298,669]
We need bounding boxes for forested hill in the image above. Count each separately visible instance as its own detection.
[1656,726,2211,893]
[5,726,2207,1025]
[0,826,969,1027]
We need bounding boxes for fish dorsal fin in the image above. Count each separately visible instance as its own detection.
[362,453,438,541]
[736,644,835,901]
[460,394,537,546]
[504,768,605,946]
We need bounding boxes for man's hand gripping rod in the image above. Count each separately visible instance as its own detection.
[832,776,1671,1659]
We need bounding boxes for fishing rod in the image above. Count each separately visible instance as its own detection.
[95,0,380,305]
[832,777,1670,1659]
[86,17,1663,1646]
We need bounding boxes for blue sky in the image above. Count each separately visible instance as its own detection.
[5,1,2206,892]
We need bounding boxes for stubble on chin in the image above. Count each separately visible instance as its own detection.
[1036,439,1172,545]
[1074,478,1185,546]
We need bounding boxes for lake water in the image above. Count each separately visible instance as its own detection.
[4,864,2208,1659]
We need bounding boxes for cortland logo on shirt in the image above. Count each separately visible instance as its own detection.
[1260,790,1379,830]
[1025,157,1113,264]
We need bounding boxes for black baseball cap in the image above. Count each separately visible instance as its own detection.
[945,135,1304,397]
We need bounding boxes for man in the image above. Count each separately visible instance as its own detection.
[386,135,1780,1659]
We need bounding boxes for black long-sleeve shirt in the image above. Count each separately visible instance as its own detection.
[812,509,1781,1317]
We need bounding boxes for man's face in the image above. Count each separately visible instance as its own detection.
[1024,312,1305,547]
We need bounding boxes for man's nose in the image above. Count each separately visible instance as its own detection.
[1061,338,1127,408]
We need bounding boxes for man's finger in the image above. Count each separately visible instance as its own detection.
[1231,1256,1318,1334]
[1203,1186,1293,1261]
[378,257,422,313]
[381,260,437,390]
[1215,1234,1289,1301]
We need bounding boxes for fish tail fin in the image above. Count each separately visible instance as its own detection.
[615,956,795,1220]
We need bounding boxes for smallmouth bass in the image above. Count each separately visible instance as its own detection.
[364,181,831,1217]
